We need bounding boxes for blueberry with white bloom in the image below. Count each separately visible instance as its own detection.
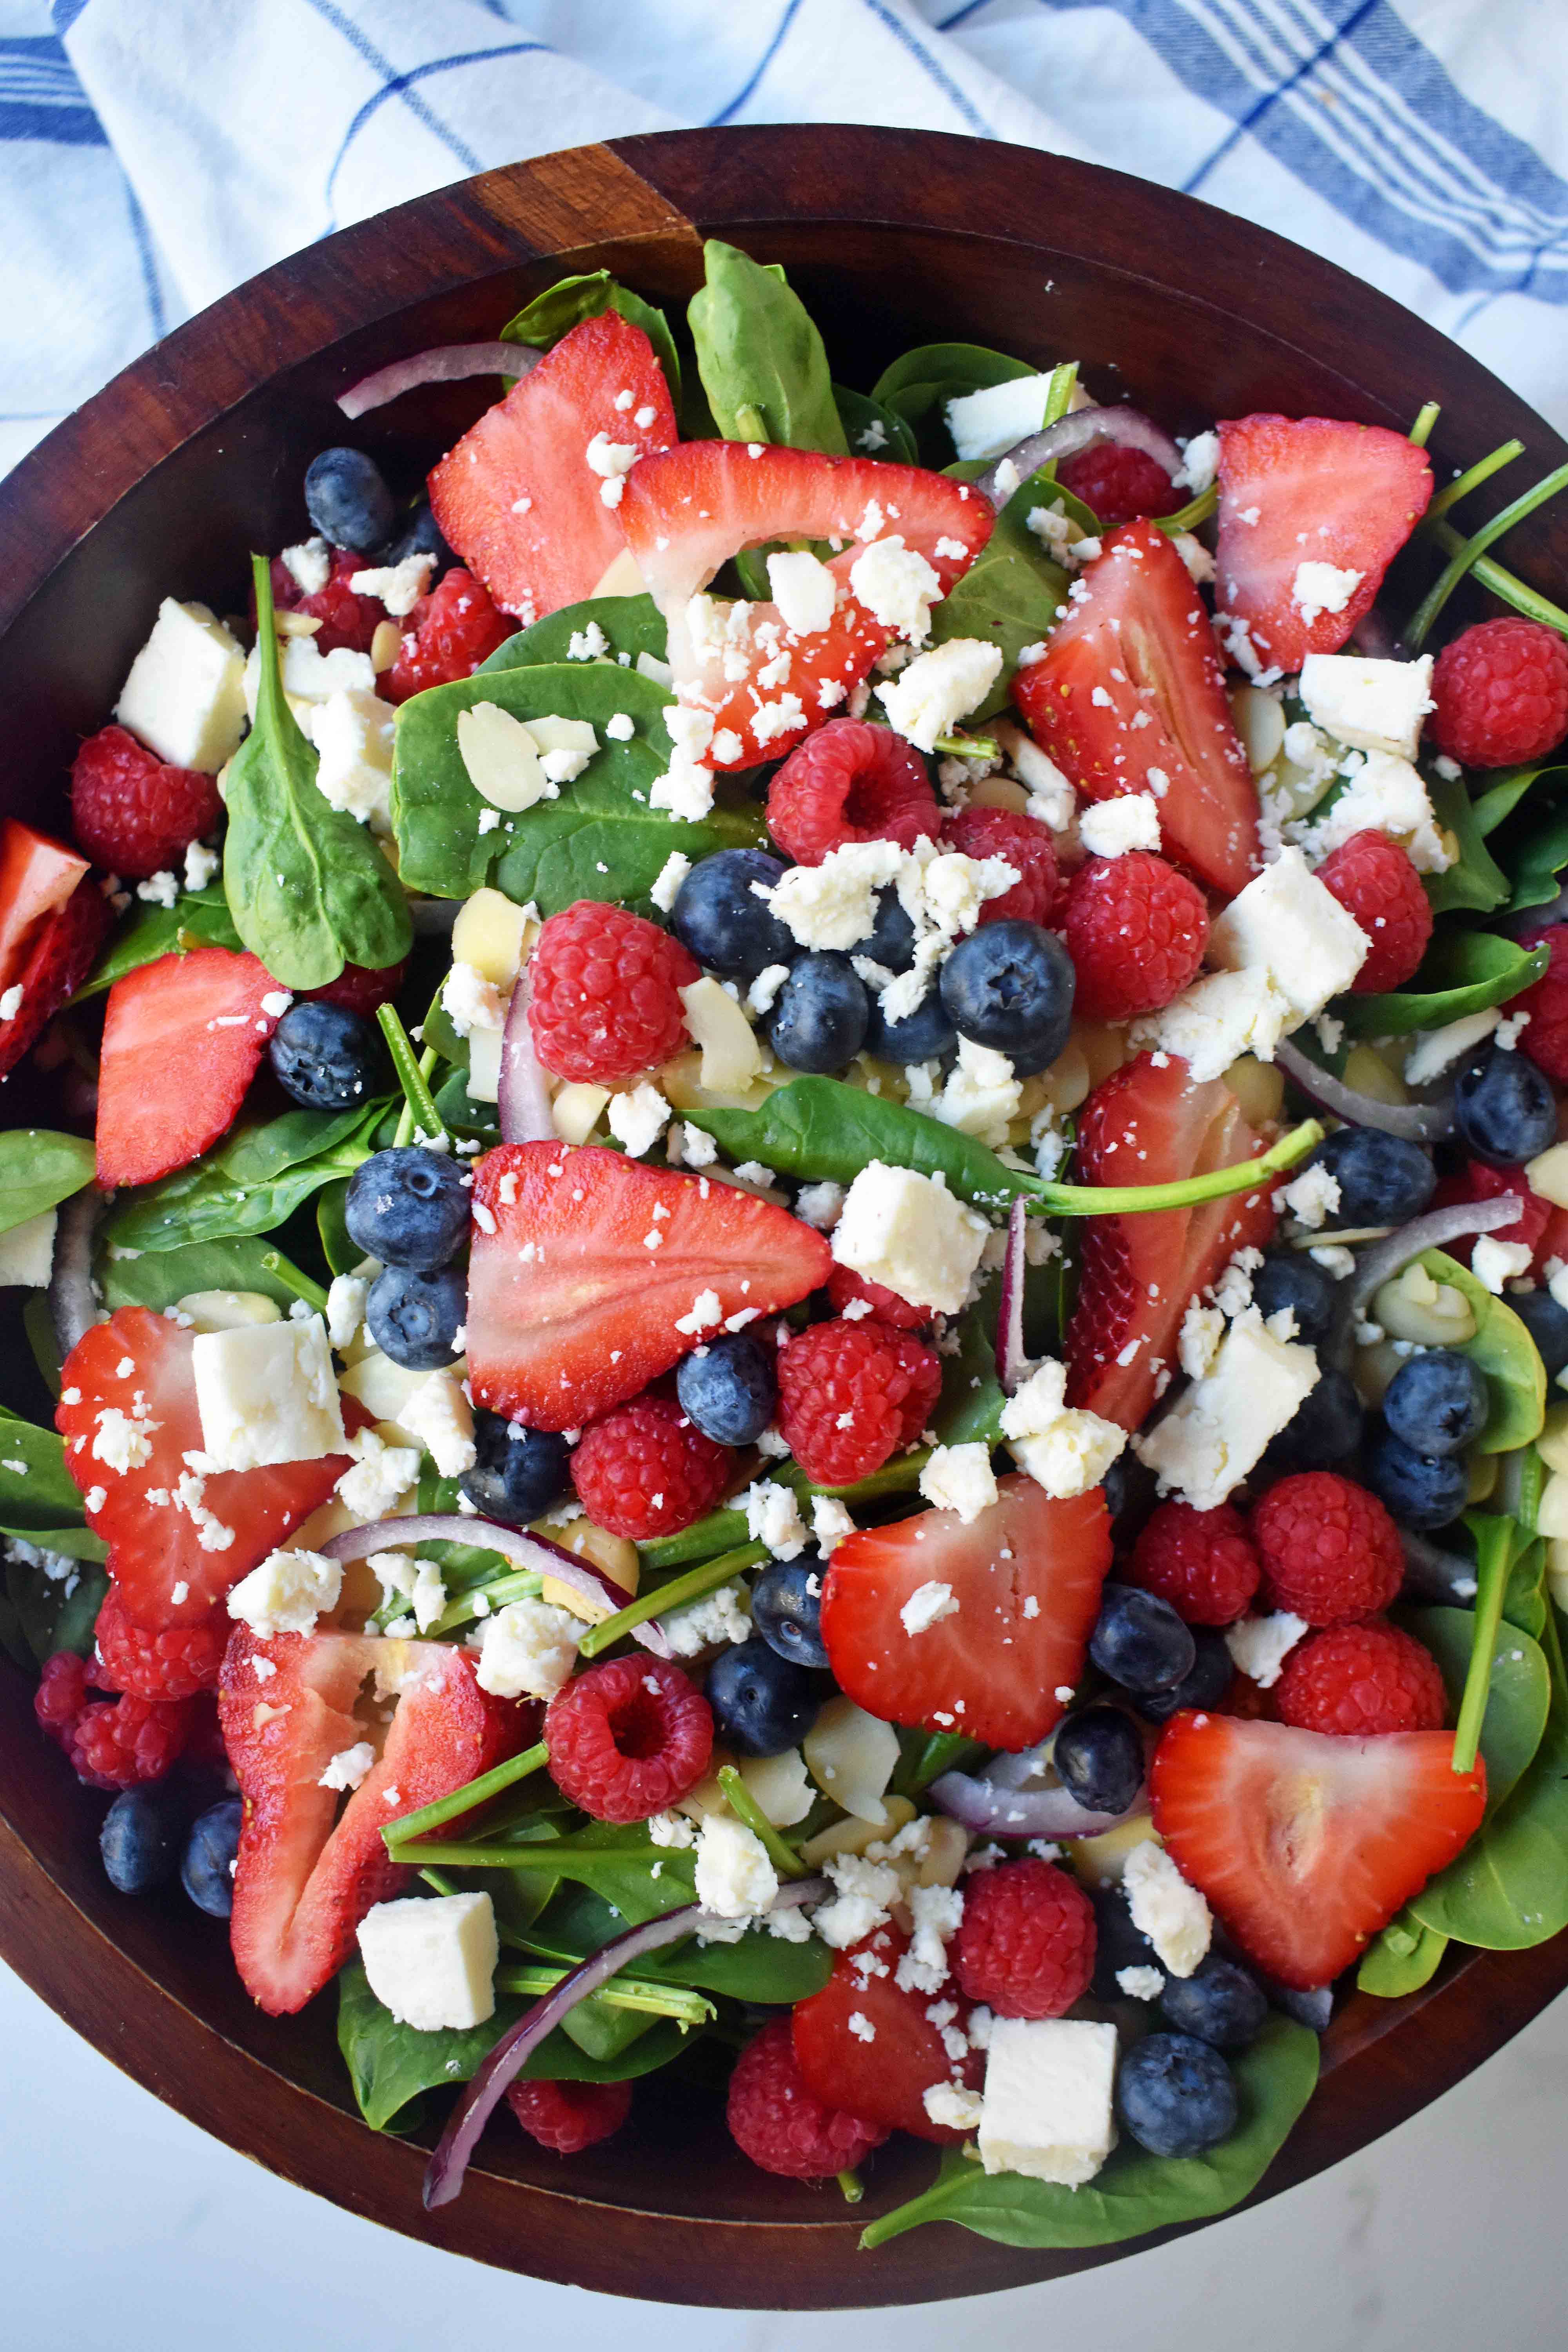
[1365,1425,1468,1529]
[1305,1129,1434,1226]
[1133,1626,1235,1726]
[1116,2031,1238,2156]
[1054,1705,1145,1815]
[182,1797,243,1918]
[1090,1582,1196,1695]
[1512,1287,1568,1378]
[676,1331,776,1446]
[1383,1349,1487,1457]
[1158,1955,1268,2051]
[751,1553,829,1669]
[269,1000,383,1113]
[1252,1250,1338,1345]
[368,1264,467,1370]
[461,1411,571,1524]
[671,848,797,980]
[1454,1045,1557,1166]
[303,446,396,554]
[346,1145,470,1269]
[864,886,917,973]
[706,1636,817,1757]
[866,986,958,1066]
[938,920,1074,1074]
[766,952,869,1073]
[1265,1367,1364,1471]
[101,1785,184,1895]
[382,494,454,571]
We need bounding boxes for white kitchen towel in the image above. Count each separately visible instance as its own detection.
[0,0,1564,477]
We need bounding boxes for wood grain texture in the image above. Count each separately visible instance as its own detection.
[1,125,1565,2308]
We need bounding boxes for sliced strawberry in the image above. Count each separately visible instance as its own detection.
[791,1924,982,2143]
[0,817,88,994]
[1064,1053,1276,1430]
[0,874,111,1082]
[221,1623,524,2014]
[465,1142,831,1430]
[1214,416,1433,675]
[58,1307,351,1628]
[1151,1711,1486,1988]
[96,946,282,1186]
[819,1475,1111,1751]
[619,443,992,771]
[428,313,677,625]
[1013,520,1259,897]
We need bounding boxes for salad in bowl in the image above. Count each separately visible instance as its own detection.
[4,234,1568,2256]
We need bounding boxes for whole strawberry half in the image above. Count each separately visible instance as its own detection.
[95,947,285,1186]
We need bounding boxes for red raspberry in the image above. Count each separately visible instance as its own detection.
[1127,1500,1261,1627]
[726,2016,889,2180]
[1513,926,1568,1084]
[1060,850,1208,1020]
[1314,830,1432,994]
[940,806,1060,925]
[570,1391,731,1541]
[1431,1159,1551,1269]
[1055,444,1183,531]
[506,2076,632,2154]
[269,546,386,656]
[1249,1472,1404,1626]
[1429,618,1568,769]
[776,1318,941,1485]
[93,1585,227,1700]
[528,900,699,1084]
[67,1693,191,1790]
[544,1655,713,1823]
[302,959,407,1018]
[1277,1617,1447,1737]
[70,725,223,881]
[384,566,512,703]
[826,1263,929,1331]
[34,1650,92,1748]
[767,719,940,867]
[951,1857,1096,2019]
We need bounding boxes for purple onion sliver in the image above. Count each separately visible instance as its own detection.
[929,1769,1136,1840]
[1274,1038,1456,1142]
[498,956,555,1145]
[1349,606,1409,663]
[1345,1196,1524,1323]
[975,406,1183,512]
[995,1195,1031,1396]
[49,1185,106,1361]
[317,1512,673,1647]
[338,340,540,420]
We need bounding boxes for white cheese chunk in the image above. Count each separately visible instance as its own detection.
[1134,1316,1319,1509]
[878,637,1004,752]
[1207,846,1368,1018]
[607,1080,671,1160]
[1472,1233,1534,1294]
[767,548,838,637]
[978,2017,1118,2186]
[831,1161,989,1317]
[347,552,434,617]
[336,1427,420,1521]
[476,1597,580,1699]
[397,1368,476,1477]
[357,1891,498,2032]
[918,1443,1000,1523]
[761,838,902,953]
[0,1207,56,1288]
[243,632,376,715]
[945,374,1052,462]
[225,1545,341,1638]
[848,537,944,645]
[192,1316,345,1471]
[1224,1610,1308,1689]
[1298,652,1434,761]
[304,689,397,833]
[1302,749,1454,874]
[1292,561,1362,628]
[1080,793,1161,859]
[1134,967,1294,1082]
[115,598,248,772]
[1000,1359,1126,1498]
[695,1816,779,1920]
[1122,1842,1211,1976]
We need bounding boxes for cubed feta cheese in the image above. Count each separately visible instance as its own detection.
[924,2080,984,2134]
[303,688,397,832]
[695,1815,779,1920]
[325,1272,368,1350]
[1292,561,1363,628]
[318,1740,375,1791]
[244,632,376,715]
[347,552,435,617]
[809,1850,902,1947]
[1472,1233,1534,1294]
[1298,652,1434,761]
[607,1080,671,1159]
[356,1891,499,2031]
[192,1316,345,1471]
[761,838,902,953]
[475,1597,580,1699]
[767,548,838,637]
[741,1479,808,1560]
[335,1427,420,1520]
[0,1207,56,1288]
[1134,1316,1319,1509]
[1000,1359,1126,1498]
[878,638,1004,753]
[225,1545,341,1638]
[676,976,763,1092]
[1079,793,1161,859]
[945,374,1052,463]
[115,599,248,773]
[659,1578,753,1655]
[1134,967,1295,1082]
[848,537,944,645]
[1122,1842,1211,1976]
[1224,1610,1308,1688]
[649,850,691,915]
[978,2018,1118,2186]
[397,1368,476,1477]
[900,1577,962,1635]
[831,1162,989,1317]
[918,1443,1000,1523]
[1173,431,1220,495]
[1207,846,1368,1018]
[933,1039,1022,1148]
[1302,750,1453,874]
[441,958,507,1039]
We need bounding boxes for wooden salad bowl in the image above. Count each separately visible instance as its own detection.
[1,126,1566,2310]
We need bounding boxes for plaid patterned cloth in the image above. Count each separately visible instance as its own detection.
[2,0,1564,477]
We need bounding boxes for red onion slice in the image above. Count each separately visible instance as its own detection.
[321,1513,671,1655]
[1344,1196,1524,1323]
[338,341,540,420]
[975,406,1182,512]
[1274,1038,1455,1142]
[49,1186,106,1360]
[1399,1528,1479,1606]
[1350,607,1409,662]
[929,1769,1138,1840]
[995,1195,1031,1395]
[498,956,555,1145]
[424,1877,828,2209]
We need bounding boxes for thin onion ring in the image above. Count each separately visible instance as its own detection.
[338,341,539,421]
[976,406,1182,512]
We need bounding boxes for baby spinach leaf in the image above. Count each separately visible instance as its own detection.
[4,1545,107,1665]
[535,1880,832,2005]
[23,1291,62,1398]
[102,1102,382,1254]
[927,465,1071,715]
[1470,760,1568,839]
[684,1075,1041,1210]
[0,1405,99,1541]
[688,239,846,456]
[1416,1249,1545,1455]
[316,1180,357,1278]
[72,886,241,1003]
[936,1305,1008,1447]
[834,382,918,465]
[479,593,667,674]
[860,2014,1319,2251]
[224,555,411,988]
[1337,929,1549,1037]
[98,1234,310,1314]
[0,1129,94,1239]
[1502,1528,1548,1637]
[1423,772,1509,916]
[1404,1602,1550,1814]
[871,343,1034,466]
[482,1820,700,1927]
[1357,1909,1449,1997]
[501,267,681,405]
[1499,773,1568,914]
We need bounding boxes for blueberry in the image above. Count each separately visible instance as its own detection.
[676,1331,777,1446]
[1090,1581,1196,1695]
[182,1796,243,1918]
[864,887,916,974]
[1265,1366,1364,1470]
[751,1553,829,1668]
[938,920,1075,1075]
[1454,1046,1558,1166]
[1384,1348,1488,1457]
[100,1785,183,1894]
[1132,1626,1235,1725]
[1267,1980,1334,2033]
[671,848,796,981]
[1512,1287,1568,1378]
[367,1263,467,1370]
[1116,2031,1238,2157]
[1158,1954,1269,2051]
[1091,1885,1165,2001]
[345,1145,470,1270]
[1307,1129,1435,1226]
[766,951,869,1073]
[303,446,396,554]
[381,494,455,572]
[1053,1705,1145,1815]
[459,1410,571,1524]
[865,985,958,1066]
[706,1636,817,1756]
[1365,1424,1468,1529]
[1252,1251,1338,1345]
[269,1000,384,1113]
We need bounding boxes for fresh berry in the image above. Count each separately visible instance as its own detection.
[953,1856,1096,2019]
[1433,1156,1552,1267]
[1060,851,1208,1021]
[1056,442,1183,529]
[1364,1426,1468,1530]
[1250,1471,1404,1624]
[1278,1618,1447,1738]
[1065,1054,1277,1429]
[269,545,386,655]
[1313,829,1432,994]
[1158,1954,1269,2050]
[304,446,395,553]
[383,566,513,702]
[820,1476,1111,1749]
[826,1264,927,1330]
[1116,2031,1237,2156]
[34,1649,91,1747]
[1512,1286,1568,1377]
[1013,521,1259,897]
[751,1553,829,1668]
[465,1143,830,1429]
[728,2016,888,2180]
[367,1263,468,1370]
[0,817,90,994]
[792,1923,981,2143]
[1092,1881,1165,1998]
[1429,618,1568,769]
[221,1625,521,2011]
[506,2076,632,2155]
[95,948,284,1187]
[1091,1582,1198,1695]
[430,314,677,623]
[1513,926,1568,1082]
[69,724,222,881]
[69,1692,191,1789]
[765,951,869,1072]
[181,1795,243,1916]
[675,1330,777,1446]
[1305,1127,1435,1226]
[302,958,407,1019]
[864,886,918,971]
[938,804,1060,922]
[345,1144,470,1270]
[1252,1251,1338,1344]
[775,1316,940,1486]
[1213,415,1432,672]
[866,984,958,1065]
[543,1654,713,1824]
[1265,1367,1366,1472]
[93,1584,226,1699]
[100,1784,185,1893]
[528,898,699,1084]
[1151,1711,1485,1985]
[767,719,940,867]
[268,999,384,1112]
[459,1413,572,1525]
[1454,1044,1557,1166]
[1383,1349,1488,1457]
[1053,1705,1146,1815]
[0,871,110,1084]
[938,919,1076,1074]
[382,497,454,572]
[1128,1501,1261,1627]
[706,1635,817,1757]
[670,848,796,980]
[1133,1625,1236,1725]
[570,1391,731,1541]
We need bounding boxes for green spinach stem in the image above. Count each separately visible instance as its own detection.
[258,1248,328,1313]
[379,1005,447,1147]
[716,1765,808,1879]
[1408,401,1441,449]
[1452,1518,1512,1775]
[1408,462,1568,648]
[381,1740,549,1852]
[577,1543,767,1657]
[1424,437,1523,524]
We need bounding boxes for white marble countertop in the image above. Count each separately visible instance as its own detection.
[2,1955,1563,2349]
